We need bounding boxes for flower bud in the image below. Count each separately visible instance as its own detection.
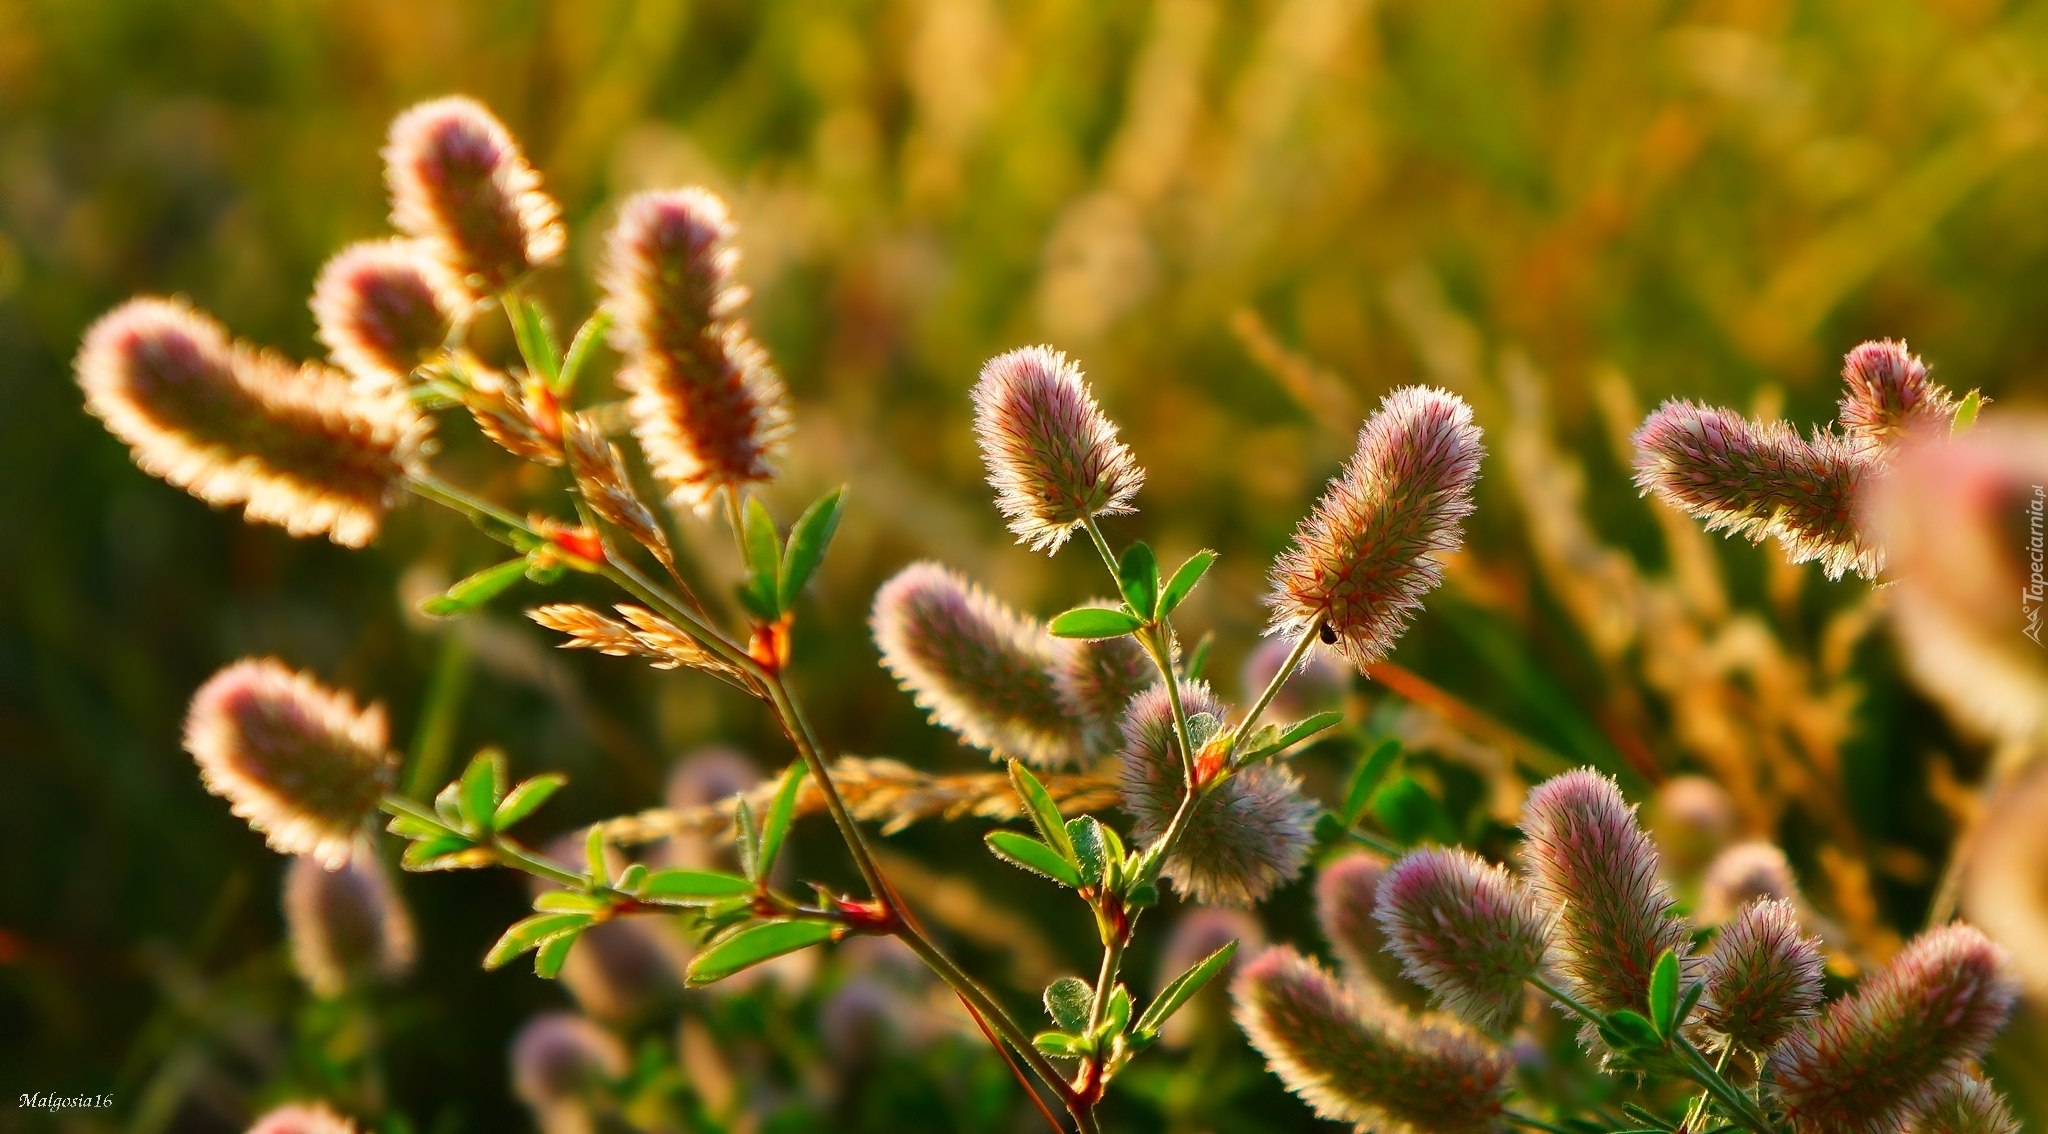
[1315,852,1423,1002]
[1231,947,1512,1134]
[1838,340,1955,453]
[283,845,415,997]
[603,189,789,511]
[1055,629,1156,760]
[1518,769,1691,1042]
[1768,923,2018,1134]
[1375,847,1548,1035]
[1698,840,1801,926]
[1905,1074,2020,1134]
[246,1104,358,1134]
[872,562,1083,768]
[1116,681,1316,906]
[970,346,1144,554]
[1267,386,1484,670]
[1701,898,1822,1055]
[77,298,428,548]
[383,97,563,296]
[311,238,462,392]
[184,659,397,869]
[1631,401,1880,580]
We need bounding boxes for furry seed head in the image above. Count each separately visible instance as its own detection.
[246,1104,359,1134]
[603,189,789,511]
[185,659,397,869]
[1315,852,1422,1001]
[384,97,563,296]
[512,1012,628,1108]
[971,346,1144,554]
[311,238,463,392]
[1631,401,1880,580]
[1231,947,1512,1134]
[1374,847,1548,1035]
[872,562,1084,768]
[1768,923,2018,1134]
[1699,840,1801,926]
[1056,631,1156,760]
[1117,680,1317,906]
[1839,340,1955,452]
[77,298,428,548]
[1267,386,1484,670]
[283,845,415,998]
[1701,898,1823,1055]
[1518,769,1691,1041]
[1904,1074,2021,1134]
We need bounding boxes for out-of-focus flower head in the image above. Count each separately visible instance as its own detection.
[1961,759,2048,998]
[1117,680,1316,906]
[1697,840,1801,926]
[1871,419,2048,742]
[1903,1074,2021,1134]
[1837,340,1956,454]
[1239,635,1353,726]
[871,562,1083,768]
[1315,852,1422,1002]
[512,1013,628,1126]
[1767,923,2017,1134]
[1632,401,1880,581]
[1231,946,1512,1134]
[245,1104,359,1134]
[283,844,415,998]
[970,346,1144,554]
[1647,774,1738,879]
[1374,847,1548,1035]
[311,238,464,393]
[384,96,563,297]
[77,298,428,548]
[663,746,759,872]
[602,188,789,512]
[184,659,397,869]
[1266,386,1483,670]
[1055,630,1156,761]
[1700,898,1823,1055]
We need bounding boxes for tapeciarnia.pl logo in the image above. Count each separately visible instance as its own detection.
[2025,484,2045,648]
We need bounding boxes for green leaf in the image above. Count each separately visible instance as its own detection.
[686,919,837,985]
[986,830,1083,888]
[639,868,755,906]
[1008,760,1076,864]
[1239,711,1346,766]
[1099,983,1132,1037]
[1604,1009,1665,1052]
[1032,1031,1087,1058]
[1044,976,1093,1032]
[742,496,782,620]
[1675,978,1706,1032]
[1343,739,1403,826]
[1185,712,1222,751]
[1369,775,1455,846]
[1067,817,1111,888]
[1158,549,1216,617]
[1117,542,1160,621]
[757,761,807,878]
[386,812,448,840]
[509,295,561,390]
[1134,939,1237,1039]
[1952,389,1983,434]
[533,890,606,913]
[493,773,567,830]
[584,826,610,888]
[401,835,480,871]
[534,929,579,979]
[418,557,531,618]
[555,309,611,397]
[1183,631,1214,682]
[432,780,464,827]
[1648,949,1679,1037]
[459,748,506,833]
[734,798,762,883]
[777,487,845,610]
[617,863,647,894]
[1621,1103,1679,1132]
[485,912,592,970]
[1048,607,1145,640]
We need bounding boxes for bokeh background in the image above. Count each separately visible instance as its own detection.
[4,0,2047,1130]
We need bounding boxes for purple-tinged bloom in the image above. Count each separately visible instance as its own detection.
[1055,630,1156,760]
[311,238,463,392]
[1698,840,1801,926]
[1838,340,1956,453]
[384,97,563,296]
[971,346,1144,554]
[1315,852,1425,1003]
[1904,1073,2021,1134]
[1700,897,1822,1055]
[1375,847,1549,1035]
[284,845,415,997]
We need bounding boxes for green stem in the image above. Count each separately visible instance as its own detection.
[1675,1036,1776,1134]
[1529,975,1606,1030]
[1502,1111,1579,1134]
[1226,623,1320,758]
[490,834,588,890]
[403,633,471,799]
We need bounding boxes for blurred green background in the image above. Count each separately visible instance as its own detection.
[4,0,2047,1130]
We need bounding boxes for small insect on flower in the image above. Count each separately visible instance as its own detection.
[1631,401,1880,580]
[1904,1074,2022,1134]
[1374,847,1549,1035]
[1767,922,2018,1134]
[1117,681,1317,907]
[872,562,1085,769]
[77,298,429,548]
[970,346,1145,554]
[184,658,398,869]
[602,189,790,512]
[383,96,564,296]
[1837,340,1956,454]
[311,238,464,393]
[245,1103,361,1134]
[1231,947,1512,1134]
[284,844,416,998]
[1315,852,1423,1002]
[1700,898,1823,1056]
[1267,386,1484,670]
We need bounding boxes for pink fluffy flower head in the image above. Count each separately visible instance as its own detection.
[1055,628,1156,760]
[1231,946,1512,1134]
[1767,922,2018,1134]
[1518,769,1692,1042]
[1374,847,1549,1035]
[872,562,1084,768]
[1838,340,1956,453]
[1117,681,1316,906]
[284,844,416,998]
[971,346,1145,554]
[1904,1074,2021,1134]
[77,298,428,548]
[1267,386,1483,670]
[311,238,464,392]
[184,659,397,869]
[1698,840,1801,926]
[602,189,790,511]
[1631,401,1880,580]
[1700,897,1823,1055]
[246,1104,359,1134]
[1315,852,1424,1002]
[383,96,563,296]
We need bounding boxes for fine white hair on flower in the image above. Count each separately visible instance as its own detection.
[383,96,563,298]
[971,346,1144,554]
[245,1103,362,1134]
[311,237,465,394]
